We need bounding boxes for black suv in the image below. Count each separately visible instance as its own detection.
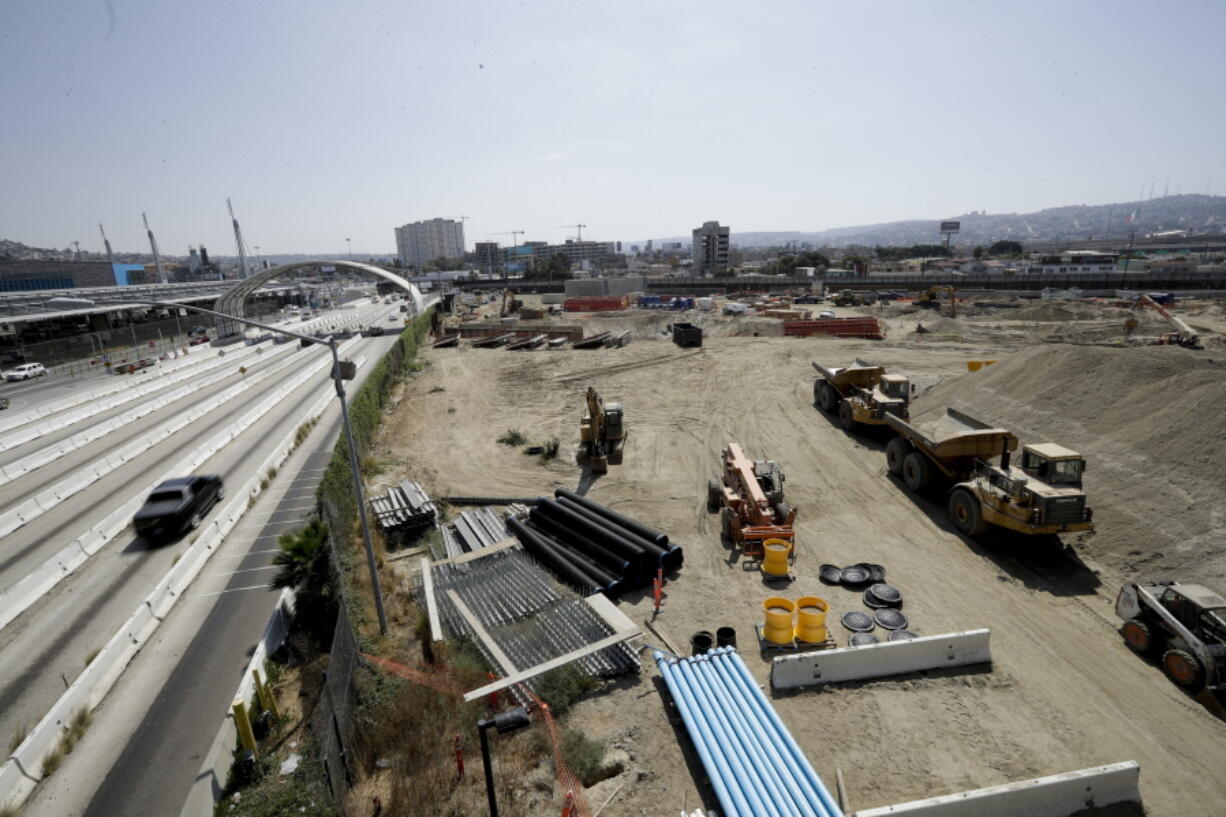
[133,476,225,541]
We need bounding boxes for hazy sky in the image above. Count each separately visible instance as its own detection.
[3,0,1224,256]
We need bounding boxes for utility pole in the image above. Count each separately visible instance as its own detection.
[99,223,116,266]
[72,240,82,261]
[143,212,167,283]
[346,238,352,260]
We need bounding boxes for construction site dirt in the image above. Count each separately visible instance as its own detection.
[376,295,1226,817]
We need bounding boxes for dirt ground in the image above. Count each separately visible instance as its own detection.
[377,294,1226,817]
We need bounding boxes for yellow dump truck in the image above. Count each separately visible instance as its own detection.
[812,361,913,430]
[883,408,1094,537]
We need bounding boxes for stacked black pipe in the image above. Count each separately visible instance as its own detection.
[508,491,683,598]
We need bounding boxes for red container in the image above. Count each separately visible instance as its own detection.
[564,295,630,312]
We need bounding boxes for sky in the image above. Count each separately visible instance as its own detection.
[2,0,1225,256]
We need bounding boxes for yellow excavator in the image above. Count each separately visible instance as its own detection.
[915,286,957,317]
[578,387,625,474]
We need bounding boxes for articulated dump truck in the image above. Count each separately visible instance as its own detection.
[812,360,913,430]
[883,408,1094,537]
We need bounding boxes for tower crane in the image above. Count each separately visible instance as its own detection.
[556,224,587,241]
[143,212,167,283]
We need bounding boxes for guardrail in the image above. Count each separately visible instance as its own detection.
[771,629,992,690]
[0,342,294,456]
[0,339,362,633]
[0,356,352,812]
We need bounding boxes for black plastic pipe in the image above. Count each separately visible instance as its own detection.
[526,510,632,576]
[527,523,628,597]
[506,516,601,595]
[555,488,670,546]
[533,500,652,568]
[555,497,684,572]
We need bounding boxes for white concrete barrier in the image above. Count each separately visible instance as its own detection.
[852,761,1141,817]
[0,338,356,811]
[771,629,992,690]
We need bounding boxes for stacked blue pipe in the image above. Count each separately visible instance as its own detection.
[655,647,843,817]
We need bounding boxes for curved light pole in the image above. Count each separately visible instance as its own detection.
[122,299,389,634]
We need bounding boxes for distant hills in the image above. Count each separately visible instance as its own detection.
[643,194,1226,249]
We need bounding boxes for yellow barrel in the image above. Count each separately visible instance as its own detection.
[762,598,795,644]
[795,596,829,644]
[761,538,792,576]
[966,360,983,372]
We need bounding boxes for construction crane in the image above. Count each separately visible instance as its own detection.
[227,198,251,279]
[99,223,116,266]
[556,224,587,241]
[1136,294,1200,348]
[143,212,167,283]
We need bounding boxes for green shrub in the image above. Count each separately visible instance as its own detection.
[533,664,598,716]
[560,727,606,787]
[542,437,560,460]
[497,429,527,446]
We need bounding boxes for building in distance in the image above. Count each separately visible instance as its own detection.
[692,220,730,276]
[394,218,466,266]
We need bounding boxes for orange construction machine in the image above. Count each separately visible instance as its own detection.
[707,443,797,558]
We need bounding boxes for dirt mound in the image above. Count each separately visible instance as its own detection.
[913,344,1226,585]
[1009,301,1102,322]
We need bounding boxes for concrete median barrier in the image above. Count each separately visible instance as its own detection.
[0,338,362,812]
[771,629,992,690]
[852,761,1140,817]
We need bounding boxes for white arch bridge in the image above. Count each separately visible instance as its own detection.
[212,261,426,338]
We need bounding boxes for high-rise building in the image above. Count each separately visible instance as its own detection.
[692,221,730,276]
[394,218,466,265]
[475,242,503,277]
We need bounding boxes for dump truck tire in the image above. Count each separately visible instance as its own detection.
[720,506,735,544]
[812,380,823,407]
[885,437,909,476]
[948,489,990,535]
[1122,619,1157,655]
[1163,649,1205,690]
[902,452,934,493]
[819,383,837,413]
[838,401,855,430]
[707,478,722,512]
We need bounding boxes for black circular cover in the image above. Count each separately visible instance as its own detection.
[874,609,909,630]
[862,589,890,609]
[849,633,880,647]
[868,583,902,605]
[866,563,887,583]
[841,611,875,632]
[819,564,843,584]
[888,630,919,642]
[839,566,871,587]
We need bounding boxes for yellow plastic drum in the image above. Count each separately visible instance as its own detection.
[761,538,792,577]
[795,596,829,644]
[966,360,983,372]
[762,598,796,644]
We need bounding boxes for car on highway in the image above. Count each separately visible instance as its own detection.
[189,335,210,345]
[363,325,385,337]
[818,310,837,319]
[111,357,158,374]
[3,362,46,381]
[133,475,225,542]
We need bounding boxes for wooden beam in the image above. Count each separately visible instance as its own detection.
[462,627,641,702]
[447,589,518,675]
[420,557,442,642]
[430,535,520,566]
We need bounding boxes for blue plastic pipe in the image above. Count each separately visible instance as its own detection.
[682,654,801,817]
[675,656,778,817]
[655,651,751,816]
[719,648,845,817]
[708,650,829,816]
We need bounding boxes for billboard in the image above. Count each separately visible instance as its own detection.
[939,221,961,234]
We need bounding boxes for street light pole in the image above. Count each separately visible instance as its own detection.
[123,299,390,634]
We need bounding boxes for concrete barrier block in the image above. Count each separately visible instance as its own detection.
[771,629,992,690]
[852,761,1141,817]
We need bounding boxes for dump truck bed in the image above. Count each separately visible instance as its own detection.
[885,407,1017,460]
[811,360,884,390]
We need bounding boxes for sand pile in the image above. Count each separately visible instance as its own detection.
[1009,301,1102,322]
[912,344,1226,584]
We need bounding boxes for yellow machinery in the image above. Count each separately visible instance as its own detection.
[1136,294,1200,348]
[812,360,913,430]
[915,286,957,316]
[884,408,1094,537]
[578,387,625,474]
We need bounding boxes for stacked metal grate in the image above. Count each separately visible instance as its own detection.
[423,547,639,689]
[439,505,525,558]
[370,480,437,534]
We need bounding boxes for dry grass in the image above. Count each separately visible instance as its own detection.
[40,743,64,776]
[8,723,27,753]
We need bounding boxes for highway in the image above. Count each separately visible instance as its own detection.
[0,295,411,814]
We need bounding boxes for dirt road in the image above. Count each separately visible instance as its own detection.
[382,308,1226,817]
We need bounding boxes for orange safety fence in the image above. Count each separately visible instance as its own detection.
[363,653,593,817]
